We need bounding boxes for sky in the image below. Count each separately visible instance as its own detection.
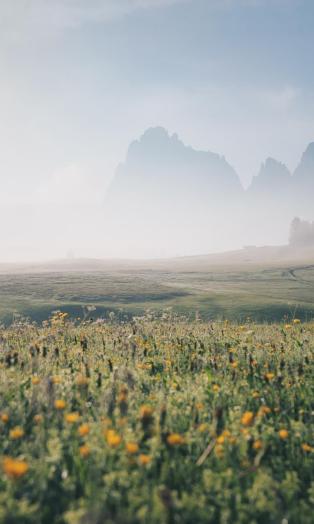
[0,0,313,260]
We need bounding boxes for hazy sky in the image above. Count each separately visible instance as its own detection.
[1,0,314,205]
[0,0,314,261]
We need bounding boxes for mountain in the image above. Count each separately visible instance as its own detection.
[248,157,291,197]
[104,128,314,258]
[107,127,243,208]
[293,142,314,183]
[245,144,314,210]
[104,127,248,257]
[291,143,314,217]
[244,144,314,246]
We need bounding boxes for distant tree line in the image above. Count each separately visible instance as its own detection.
[289,217,314,247]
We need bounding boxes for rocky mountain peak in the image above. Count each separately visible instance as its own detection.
[294,142,314,179]
[248,157,291,194]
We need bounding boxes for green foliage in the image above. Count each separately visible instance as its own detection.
[0,314,313,523]
[1,262,314,325]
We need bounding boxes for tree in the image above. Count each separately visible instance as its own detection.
[289,217,314,246]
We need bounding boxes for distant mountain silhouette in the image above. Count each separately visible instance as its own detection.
[248,158,291,197]
[104,127,314,257]
[246,143,314,231]
[291,142,314,216]
[108,127,243,207]
[293,142,314,182]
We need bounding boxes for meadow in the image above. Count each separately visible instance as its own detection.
[0,258,314,325]
[0,313,313,523]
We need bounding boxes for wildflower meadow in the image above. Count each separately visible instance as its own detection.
[0,312,313,523]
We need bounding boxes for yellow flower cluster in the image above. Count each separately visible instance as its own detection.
[167,433,185,446]
[3,457,29,479]
[9,427,24,440]
[105,429,122,448]
[241,411,254,426]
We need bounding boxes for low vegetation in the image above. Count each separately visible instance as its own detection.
[1,261,314,325]
[0,313,313,523]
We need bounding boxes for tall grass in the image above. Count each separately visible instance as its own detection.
[0,313,313,523]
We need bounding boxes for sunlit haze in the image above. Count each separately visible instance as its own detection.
[1,0,314,262]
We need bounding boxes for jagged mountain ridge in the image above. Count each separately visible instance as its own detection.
[248,158,292,196]
[108,127,243,207]
[108,127,314,199]
[294,142,314,182]
[104,127,314,257]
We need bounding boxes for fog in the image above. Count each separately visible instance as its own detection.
[1,127,313,262]
[1,0,313,263]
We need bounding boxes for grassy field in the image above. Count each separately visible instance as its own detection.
[0,315,313,523]
[0,259,314,324]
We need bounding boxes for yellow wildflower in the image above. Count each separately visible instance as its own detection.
[301,443,313,452]
[3,457,29,479]
[138,454,151,465]
[241,411,254,426]
[9,427,24,440]
[106,429,122,448]
[167,433,185,446]
[253,439,263,450]
[125,442,139,454]
[79,445,91,458]
[139,405,153,419]
[54,399,66,410]
[65,412,80,424]
[258,406,271,417]
[51,376,61,385]
[78,423,90,437]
